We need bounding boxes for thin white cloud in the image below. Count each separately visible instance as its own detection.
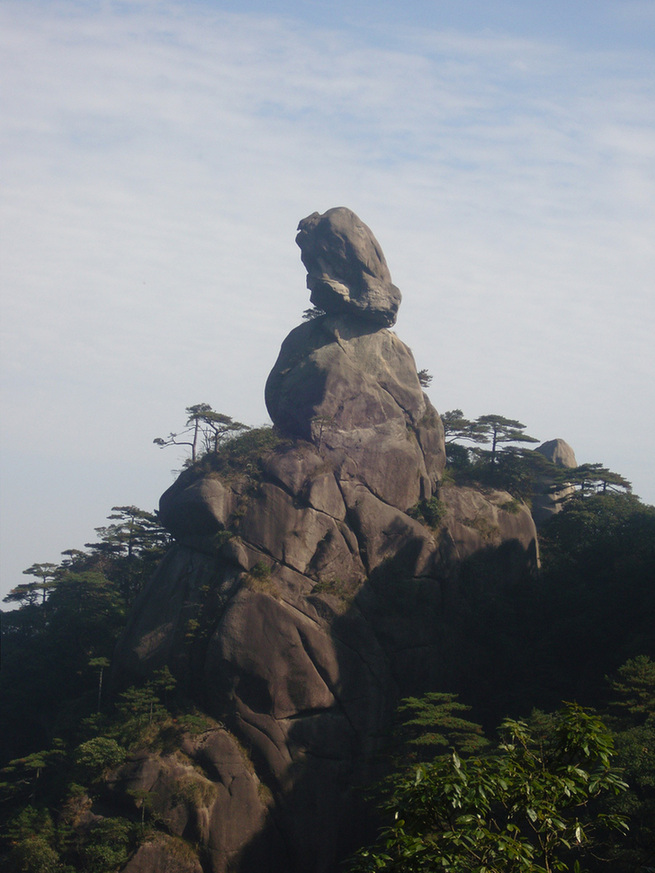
[1,0,654,598]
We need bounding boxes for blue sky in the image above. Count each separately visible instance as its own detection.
[1,0,654,601]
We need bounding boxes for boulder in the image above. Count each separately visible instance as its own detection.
[159,472,237,540]
[121,837,203,873]
[296,207,401,326]
[108,729,270,873]
[532,438,578,526]
[440,485,538,561]
[265,315,445,509]
[535,438,577,469]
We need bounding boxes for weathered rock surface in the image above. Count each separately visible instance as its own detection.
[265,315,445,509]
[111,208,540,873]
[532,438,577,526]
[440,484,538,562]
[114,442,538,872]
[108,728,271,873]
[296,207,401,326]
[121,837,203,873]
[536,438,577,469]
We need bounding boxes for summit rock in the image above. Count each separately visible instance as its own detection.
[296,207,401,326]
[266,208,444,509]
[532,438,578,526]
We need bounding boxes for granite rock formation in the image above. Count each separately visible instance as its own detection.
[532,438,578,526]
[264,315,444,509]
[111,209,538,873]
[296,207,401,326]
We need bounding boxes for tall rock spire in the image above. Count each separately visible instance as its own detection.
[266,207,444,509]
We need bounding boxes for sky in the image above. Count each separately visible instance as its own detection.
[1,0,654,603]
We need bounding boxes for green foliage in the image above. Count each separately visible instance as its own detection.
[601,657,655,871]
[187,424,289,484]
[490,447,548,499]
[442,441,471,473]
[0,503,170,764]
[535,498,655,697]
[396,693,489,759]
[184,617,201,644]
[608,655,655,724]
[74,737,126,780]
[222,424,286,461]
[0,743,66,804]
[3,805,56,845]
[407,497,447,529]
[463,491,655,726]
[85,506,171,604]
[1,793,64,870]
[3,563,59,608]
[552,463,632,499]
[351,703,628,873]
[441,409,542,496]
[250,561,271,580]
[442,408,635,506]
[441,410,489,447]
[417,368,433,388]
[312,577,358,612]
[542,492,653,568]
[302,306,326,320]
[1,405,653,872]
[174,711,219,735]
[243,561,280,598]
[3,834,62,873]
[441,409,539,466]
[475,413,540,464]
[114,668,177,747]
[87,506,170,560]
[154,402,251,463]
[0,660,188,872]
[75,817,134,872]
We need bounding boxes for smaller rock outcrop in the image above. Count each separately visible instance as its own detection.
[108,728,272,873]
[296,207,401,327]
[121,837,203,873]
[532,438,577,526]
[536,439,577,469]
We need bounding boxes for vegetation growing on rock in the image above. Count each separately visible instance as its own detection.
[1,416,653,872]
[1,208,652,873]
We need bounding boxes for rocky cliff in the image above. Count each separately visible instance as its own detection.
[112,208,538,873]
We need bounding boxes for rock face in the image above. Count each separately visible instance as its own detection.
[109,728,272,873]
[265,314,444,509]
[532,438,577,526]
[112,209,539,873]
[296,207,401,326]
